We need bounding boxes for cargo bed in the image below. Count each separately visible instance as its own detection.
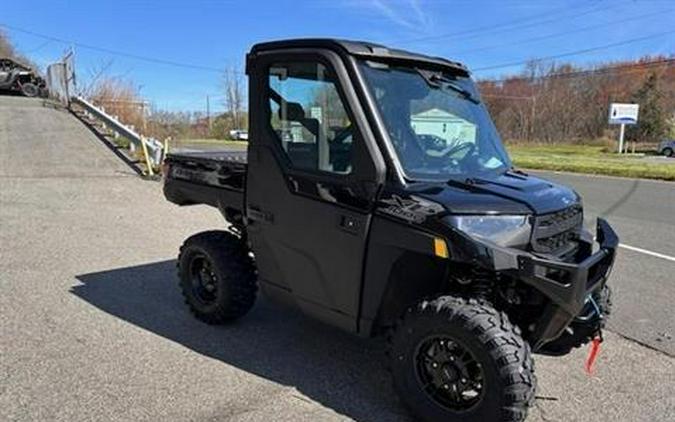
[163,150,247,215]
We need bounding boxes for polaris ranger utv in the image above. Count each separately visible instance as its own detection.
[163,39,617,422]
[0,58,45,97]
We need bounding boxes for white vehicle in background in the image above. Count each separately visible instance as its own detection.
[229,129,249,141]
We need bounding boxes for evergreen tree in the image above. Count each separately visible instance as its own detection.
[626,73,667,143]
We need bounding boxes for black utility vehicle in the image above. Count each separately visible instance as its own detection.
[164,39,618,422]
[0,58,45,97]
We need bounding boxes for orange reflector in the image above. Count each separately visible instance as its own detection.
[434,237,449,259]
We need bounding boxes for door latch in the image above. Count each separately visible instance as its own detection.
[339,215,360,235]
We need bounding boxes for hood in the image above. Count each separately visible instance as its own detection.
[408,171,579,216]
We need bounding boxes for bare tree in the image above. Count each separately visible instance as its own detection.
[0,30,35,68]
[222,65,245,130]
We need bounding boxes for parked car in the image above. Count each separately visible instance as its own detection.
[228,129,249,141]
[0,58,46,97]
[658,139,674,157]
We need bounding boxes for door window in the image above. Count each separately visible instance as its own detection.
[267,62,353,175]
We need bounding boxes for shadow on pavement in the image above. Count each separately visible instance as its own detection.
[73,260,410,422]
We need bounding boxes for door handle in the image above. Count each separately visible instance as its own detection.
[247,205,274,224]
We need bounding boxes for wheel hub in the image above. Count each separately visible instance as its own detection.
[415,336,484,411]
[190,255,218,304]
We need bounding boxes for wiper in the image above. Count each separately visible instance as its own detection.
[416,69,480,104]
[507,166,529,177]
[446,176,486,191]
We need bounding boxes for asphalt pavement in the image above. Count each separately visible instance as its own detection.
[1,97,673,421]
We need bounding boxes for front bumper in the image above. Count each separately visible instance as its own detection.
[454,218,618,350]
[517,218,617,348]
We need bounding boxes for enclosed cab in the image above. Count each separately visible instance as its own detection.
[164,39,617,422]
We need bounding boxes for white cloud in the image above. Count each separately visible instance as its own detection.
[342,0,433,31]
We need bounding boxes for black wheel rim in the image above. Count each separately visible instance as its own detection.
[189,254,219,305]
[414,336,484,411]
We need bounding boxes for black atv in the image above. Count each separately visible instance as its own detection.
[0,58,46,97]
[162,39,618,422]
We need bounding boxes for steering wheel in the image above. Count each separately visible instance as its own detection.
[331,125,353,145]
[439,141,475,160]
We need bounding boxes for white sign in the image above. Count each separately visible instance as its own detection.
[609,103,639,125]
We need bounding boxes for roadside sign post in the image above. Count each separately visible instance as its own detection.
[608,103,639,154]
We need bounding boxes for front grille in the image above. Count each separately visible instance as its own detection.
[532,205,583,254]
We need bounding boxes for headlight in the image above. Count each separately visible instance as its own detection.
[447,215,532,247]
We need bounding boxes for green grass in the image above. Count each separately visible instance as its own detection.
[508,144,675,181]
[172,138,248,151]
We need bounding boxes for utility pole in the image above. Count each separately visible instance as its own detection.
[206,95,212,133]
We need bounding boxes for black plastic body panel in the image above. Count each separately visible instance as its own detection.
[164,150,247,211]
[359,216,448,335]
[244,47,386,333]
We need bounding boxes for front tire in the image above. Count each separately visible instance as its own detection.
[177,230,257,324]
[389,296,536,422]
[20,82,39,97]
[663,147,673,158]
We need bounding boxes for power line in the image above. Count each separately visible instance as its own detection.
[480,57,675,83]
[449,9,671,56]
[391,2,607,45]
[473,30,675,72]
[0,23,226,73]
[23,39,51,54]
[3,18,671,85]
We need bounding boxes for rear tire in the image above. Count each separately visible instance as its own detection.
[389,296,536,422]
[177,230,257,324]
[663,148,673,158]
[20,82,39,97]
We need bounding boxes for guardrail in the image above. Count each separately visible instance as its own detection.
[71,95,164,175]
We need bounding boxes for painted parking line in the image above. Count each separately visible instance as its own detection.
[619,243,675,263]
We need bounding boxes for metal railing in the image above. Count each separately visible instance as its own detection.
[71,95,165,175]
[44,50,167,177]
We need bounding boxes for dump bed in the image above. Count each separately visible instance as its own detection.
[163,150,247,214]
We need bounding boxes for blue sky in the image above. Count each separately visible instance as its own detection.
[1,0,673,112]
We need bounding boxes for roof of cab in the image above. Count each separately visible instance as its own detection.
[249,38,469,74]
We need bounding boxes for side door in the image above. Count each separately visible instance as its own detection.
[246,49,385,332]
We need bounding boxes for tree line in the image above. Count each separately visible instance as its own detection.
[478,56,675,144]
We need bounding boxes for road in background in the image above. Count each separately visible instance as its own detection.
[1,98,673,421]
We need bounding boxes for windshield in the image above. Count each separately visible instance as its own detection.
[359,61,511,181]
